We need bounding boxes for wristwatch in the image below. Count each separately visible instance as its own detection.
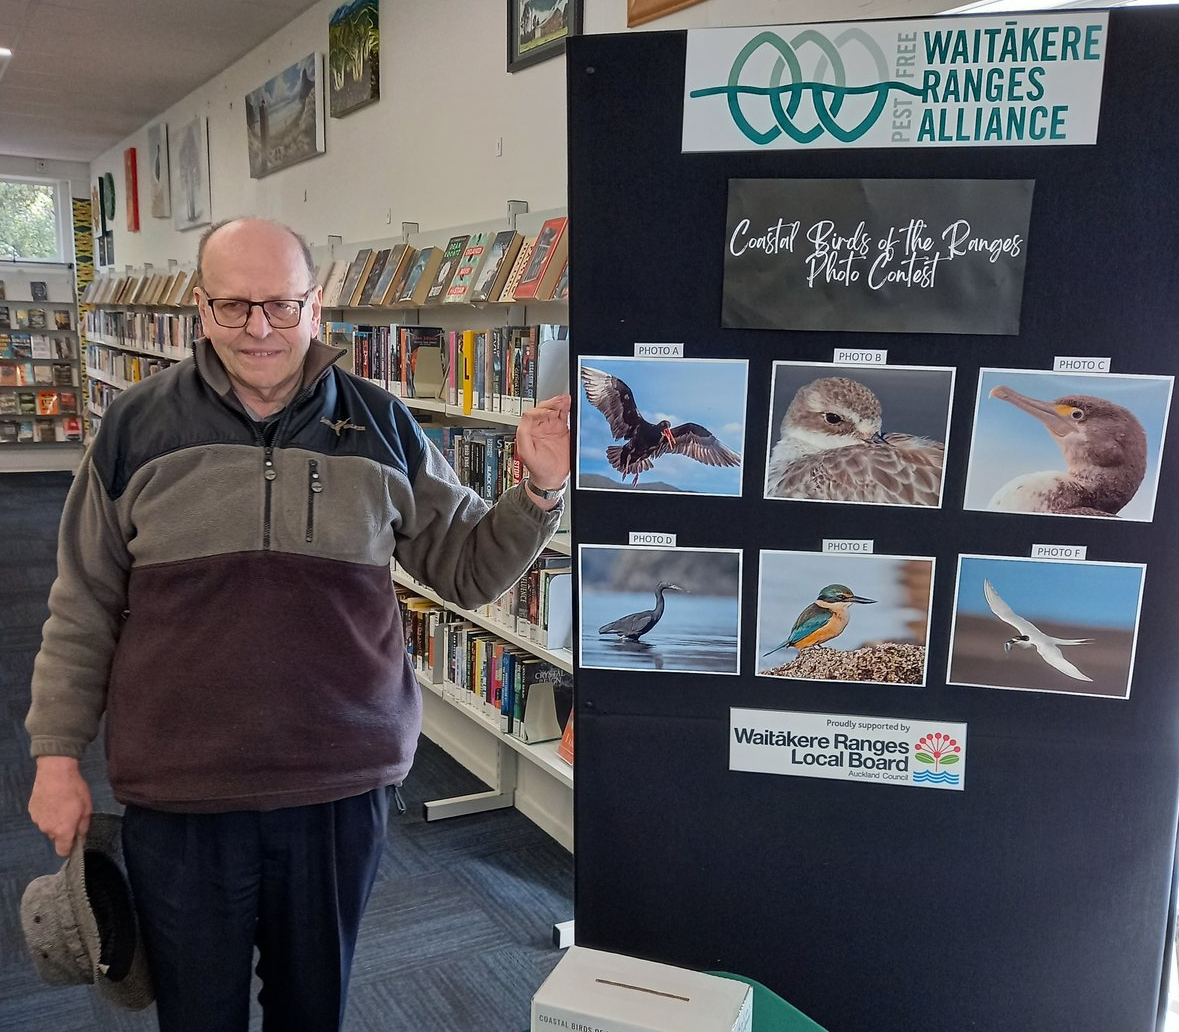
[525,478,568,500]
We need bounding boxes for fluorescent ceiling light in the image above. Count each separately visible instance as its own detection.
[0,48,11,88]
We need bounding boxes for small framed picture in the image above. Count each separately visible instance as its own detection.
[578,543,742,676]
[963,369,1174,522]
[947,555,1146,699]
[508,0,581,73]
[577,355,748,497]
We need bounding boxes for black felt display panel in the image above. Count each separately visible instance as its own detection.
[567,11,1179,1032]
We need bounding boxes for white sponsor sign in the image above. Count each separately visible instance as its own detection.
[684,14,1108,151]
[730,707,967,791]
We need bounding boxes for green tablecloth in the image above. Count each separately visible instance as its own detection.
[710,972,831,1032]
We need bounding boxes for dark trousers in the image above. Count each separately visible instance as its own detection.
[121,788,390,1032]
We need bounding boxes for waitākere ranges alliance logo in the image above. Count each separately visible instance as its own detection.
[689,27,919,146]
[683,15,1108,151]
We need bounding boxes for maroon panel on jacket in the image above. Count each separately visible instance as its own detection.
[105,550,420,812]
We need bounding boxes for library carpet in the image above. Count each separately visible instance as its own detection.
[0,471,573,1032]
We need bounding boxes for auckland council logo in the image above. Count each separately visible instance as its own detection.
[688,28,922,146]
[912,732,962,786]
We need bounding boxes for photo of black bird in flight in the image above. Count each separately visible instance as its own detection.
[580,365,741,485]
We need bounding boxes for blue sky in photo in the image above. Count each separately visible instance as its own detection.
[577,356,748,495]
[963,370,1174,520]
[956,556,1145,630]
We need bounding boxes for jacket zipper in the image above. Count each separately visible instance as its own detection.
[191,340,338,554]
[306,458,321,542]
[262,445,276,549]
[260,385,314,550]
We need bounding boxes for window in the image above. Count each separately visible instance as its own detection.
[0,177,65,262]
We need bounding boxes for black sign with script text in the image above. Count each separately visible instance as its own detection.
[722,178,1034,335]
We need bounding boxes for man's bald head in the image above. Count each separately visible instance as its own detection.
[196,217,316,291]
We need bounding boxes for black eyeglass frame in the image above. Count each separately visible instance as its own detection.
[199,289,316,329]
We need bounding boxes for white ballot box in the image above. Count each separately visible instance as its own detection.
[532,946,753,1032]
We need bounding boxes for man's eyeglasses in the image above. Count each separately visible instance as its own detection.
[202,290,314,329]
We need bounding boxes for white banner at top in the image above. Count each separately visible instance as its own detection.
[682,13,1108,151]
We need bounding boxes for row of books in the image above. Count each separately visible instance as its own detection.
[341,322,569,417]
[423,425,522,506]
[0,389,80,416]
[0,362,77,388]
[79,214,571,316]
[320,215,569,310]
[85,309,197,358]
[83,267,198,308]
[397,587,573,745]
[87,380,120,414]
[0,306,74,331]
[1,332,77,361]
[85,345,170,387]
[0,416,83,444]
[399,547,573,653]
[488,550,573,652]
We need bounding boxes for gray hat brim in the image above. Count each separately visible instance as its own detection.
[21,812,154,1011]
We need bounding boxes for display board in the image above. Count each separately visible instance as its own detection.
[566,10,1179,1032]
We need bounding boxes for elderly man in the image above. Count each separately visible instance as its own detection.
[26,216,571,1031]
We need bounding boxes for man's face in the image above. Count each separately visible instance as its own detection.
[196,220,321,406]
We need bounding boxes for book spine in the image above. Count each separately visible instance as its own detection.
[462,330,475,414]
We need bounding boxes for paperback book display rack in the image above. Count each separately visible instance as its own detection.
[0,261,85,471]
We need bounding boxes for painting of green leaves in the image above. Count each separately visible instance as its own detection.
[329,0,380,118]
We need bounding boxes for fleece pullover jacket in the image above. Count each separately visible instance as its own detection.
[26,338,560,812]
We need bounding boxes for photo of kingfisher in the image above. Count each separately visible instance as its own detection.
[964,369,1174,522]
[578,357,747,496]
[763,363,955,507]
[757,551,935,686]
[948,555,1146,699]
[762,583,876,657]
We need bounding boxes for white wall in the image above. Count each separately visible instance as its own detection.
[0,155,91,201]
[88,0,947,268]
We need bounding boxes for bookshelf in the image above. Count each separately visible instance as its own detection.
[0,261,85,471]
[313,209,575,849]
[394,563,573,787]
[374,330,573,849]
[81,269,197,436]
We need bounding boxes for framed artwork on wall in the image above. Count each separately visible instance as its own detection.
[172,116,212,231]
[508,0,581,73]
[244,53,326,178]
[124,147,139,232]
[329,0,380,117]
[146,122,171,218]
[626,0,706,26]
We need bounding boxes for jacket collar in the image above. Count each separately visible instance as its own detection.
[193,337,345,401]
